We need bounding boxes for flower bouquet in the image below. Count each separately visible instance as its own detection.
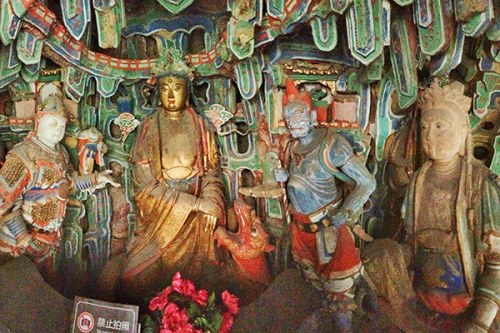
[147,272,240,333]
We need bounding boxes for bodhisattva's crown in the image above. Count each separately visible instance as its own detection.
[419,79,471,115]
[150,37,193,81]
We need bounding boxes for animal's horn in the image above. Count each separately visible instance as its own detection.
[233,199,251,233]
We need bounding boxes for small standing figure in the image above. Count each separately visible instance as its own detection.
[276,79,376,332]
[0,94,119,283]
[363,80,499,332]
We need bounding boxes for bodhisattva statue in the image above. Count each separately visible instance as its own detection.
[275,79,376,332]
[363,80,499,333]
[0,94,119,283]
[121,46,225,300]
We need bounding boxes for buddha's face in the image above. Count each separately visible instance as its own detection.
[421,108,467,162]
[37,113,67,146]
[284,100,313,139]
[158,75,188,113]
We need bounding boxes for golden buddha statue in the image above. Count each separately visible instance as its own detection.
[121,44,225,300]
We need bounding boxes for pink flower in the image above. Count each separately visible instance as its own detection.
[171,272,183,293]
[192,289,209,306]
[163,302,180,318]
[221,291,240,315]
[180,279,196,298]
[218,312,234,333]
[149,286,173,312]
[162,308,190,331]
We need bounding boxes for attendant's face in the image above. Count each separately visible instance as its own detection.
[421,108,467,162]
[284,101,313,139]
[158,75,188,112]
[37,114,67,145]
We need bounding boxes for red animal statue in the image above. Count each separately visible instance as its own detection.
[214,199,275,303]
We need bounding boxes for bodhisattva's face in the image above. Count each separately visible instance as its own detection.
[284,100,314,139]
[421,108,467,162]
[158,75,188,113]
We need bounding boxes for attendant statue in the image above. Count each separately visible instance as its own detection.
[276,79,376,332]
[0,94,119,283]
[363,80,499,332]
[122,45,225,300]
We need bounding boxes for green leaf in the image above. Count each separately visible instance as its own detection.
[186,302,202,318]
[206,292,216,309]
[210,312,223,332]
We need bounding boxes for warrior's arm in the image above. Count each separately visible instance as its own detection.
[339,156,377,213]
[326,134,376,214]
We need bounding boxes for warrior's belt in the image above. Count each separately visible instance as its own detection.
[290,196,343,233]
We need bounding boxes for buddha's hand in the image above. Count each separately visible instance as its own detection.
[95,170,121,189]
[195,198,222,232]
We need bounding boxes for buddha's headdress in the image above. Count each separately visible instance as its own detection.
[419,79,471,117]
[150,37,193,83]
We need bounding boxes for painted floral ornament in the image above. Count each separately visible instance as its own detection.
[113,113,140,143]
[204,104,234,134]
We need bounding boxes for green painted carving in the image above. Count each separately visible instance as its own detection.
[330,0,353,14]
[0,44,21,89]
[462,0,494,37]
[486,16,500,41]
[267,0,285,19]
[20,63,40,82]
[231,0,257,21]
[391,0,413,5]
[389,12,418,109]
[235,57,263,100]
[96,76,122,98]
[156,0,195,14]
[94,0,127,49]
[454,0,488,22]
[0,0,21,45]
[62,67,88,102]
[360,53,384,83]
[227,18,255,60]
[346,0,383,65]
[491,136,500,175]
[374,77,395,161]
[60,201,86,294]
[311,14,338,52]
[473,72,499,118]
[16,31,43,65]
[430,25,465,77]
[417,0,453,56]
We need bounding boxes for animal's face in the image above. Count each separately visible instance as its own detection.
[214,200,275,259]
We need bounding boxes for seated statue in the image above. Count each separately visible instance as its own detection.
[122,45,225,300]
[276,79,376,332]
[363,80,499,332]
[0,93,118,283]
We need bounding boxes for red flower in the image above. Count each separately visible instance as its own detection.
[221,291,240,315]
[149,286,173,311]
[192,289,209,306]
[218,312,234,333]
